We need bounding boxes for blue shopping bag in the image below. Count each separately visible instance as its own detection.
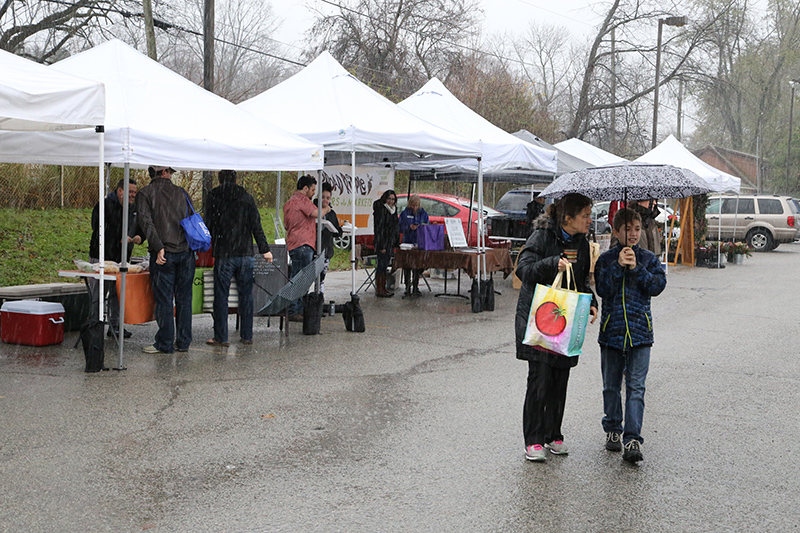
[180,192,211,252]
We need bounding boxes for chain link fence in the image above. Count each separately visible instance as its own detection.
[0,164,299,209]
[0,164,517,210]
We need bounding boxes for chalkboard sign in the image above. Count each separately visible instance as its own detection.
[253,244,288,315]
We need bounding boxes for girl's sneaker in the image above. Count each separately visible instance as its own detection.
[546,440,569,455]
[525,444,547,462]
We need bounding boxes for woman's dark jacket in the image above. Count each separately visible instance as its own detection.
[594,244,666,350]
[322,209,343,260]
[311,199,343,259]
[373,201,399,252]
[514,215,597,369]
[89,191,144,262]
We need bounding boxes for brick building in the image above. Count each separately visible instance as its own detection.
[693,145,759,193]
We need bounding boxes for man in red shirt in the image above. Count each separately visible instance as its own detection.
[283,174,330,321]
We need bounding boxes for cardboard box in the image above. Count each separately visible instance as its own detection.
[1,300,65,346]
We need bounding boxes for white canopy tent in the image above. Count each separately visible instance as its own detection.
[0,39,323,365]
[0,48,108,327]
[636,134,741,268]
[394,78,558,288]
[635,135,741,193]
[239,52,483,295]
[513,130,594,176]
[0,39,323,171]
[396,78,557,175]
[554,138,627,167]
[239,51,482,165]
[0,49,105,131]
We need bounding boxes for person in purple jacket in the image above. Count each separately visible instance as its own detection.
[398,195,429,296]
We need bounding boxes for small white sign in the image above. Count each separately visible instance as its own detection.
[444,217,468,248]
[596,234,611,254]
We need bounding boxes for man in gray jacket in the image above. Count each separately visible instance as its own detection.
[135,166,195,354]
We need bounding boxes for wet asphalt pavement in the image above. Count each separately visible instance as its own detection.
[1,245,799,532]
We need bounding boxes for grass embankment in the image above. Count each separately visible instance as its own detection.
[0,208,350,287]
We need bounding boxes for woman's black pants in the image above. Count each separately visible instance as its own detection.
[523,360,571,446]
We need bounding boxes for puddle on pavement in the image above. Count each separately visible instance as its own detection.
[0,347,71,367]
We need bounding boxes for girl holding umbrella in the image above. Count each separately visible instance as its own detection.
[515,193,598,462]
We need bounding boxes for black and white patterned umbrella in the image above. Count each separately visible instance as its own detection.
[257,254,326,316]
[540,162,713,201]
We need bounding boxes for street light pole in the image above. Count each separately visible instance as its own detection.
[788,80,799,183]
[652,16,688,149]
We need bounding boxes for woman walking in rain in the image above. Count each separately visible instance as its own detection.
[515,193,598,462]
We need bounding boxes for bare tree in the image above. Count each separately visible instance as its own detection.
[1,0,115,61]
[564,0,712,153]
[690,0,800,178]
[306,0,482,101]
[511,23,583,142]
[151,0,287,102]
[444,50,556,137]
[689,0,756,150]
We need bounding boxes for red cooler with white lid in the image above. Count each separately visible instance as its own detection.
[1,300,65,346]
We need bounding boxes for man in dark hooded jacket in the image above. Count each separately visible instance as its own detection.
[88,178,145,338]
[205,170,272,346]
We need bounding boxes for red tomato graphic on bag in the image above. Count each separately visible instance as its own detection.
[534,302,567,336]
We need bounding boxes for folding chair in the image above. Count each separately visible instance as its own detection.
[356,254,378,293]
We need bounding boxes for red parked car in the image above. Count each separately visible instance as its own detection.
[334,193,509,251]
[396,193,507,248]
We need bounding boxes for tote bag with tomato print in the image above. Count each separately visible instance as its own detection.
[522,263,592,357]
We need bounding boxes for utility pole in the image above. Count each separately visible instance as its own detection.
[202,0,215,213]
[203,0,215,94]
[757,117,762,193]
[652,16,687,149]
[143,0,157,60]
[676,78,683,141]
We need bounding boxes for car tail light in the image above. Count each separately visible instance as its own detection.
[789,216,796,227]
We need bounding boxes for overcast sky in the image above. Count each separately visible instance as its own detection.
[268,0,772,138]
[270,0,603,58]
[269,0,770,61]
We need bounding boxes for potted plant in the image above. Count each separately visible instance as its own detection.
[695,242,718,267]
[721,241,752,263]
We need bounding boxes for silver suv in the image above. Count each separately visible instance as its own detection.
[706,194,800,251]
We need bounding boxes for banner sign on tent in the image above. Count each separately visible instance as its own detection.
[322,165,394,235]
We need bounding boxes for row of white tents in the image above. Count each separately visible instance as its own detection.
[237,50,559,290]
[1,39,741,336]
[0,40,558,360]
